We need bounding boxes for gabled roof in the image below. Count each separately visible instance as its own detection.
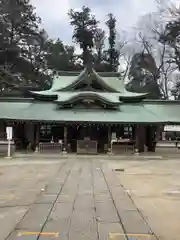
[49,68,124,92]
[29,67,148,105]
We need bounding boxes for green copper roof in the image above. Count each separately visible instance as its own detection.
[30,90,148,101]
[51,75,77,91]
[48,67,129,93]
[29,67,149,102]
[0,101,157,123]
[50,68,87,91]
[144,101,180,123]
[1,99,180,123]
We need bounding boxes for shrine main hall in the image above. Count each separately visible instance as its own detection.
[0,66,180,155]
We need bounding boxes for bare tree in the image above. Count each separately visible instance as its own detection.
[132,9,178,99]
[139,32,169,96]
[119,50,133,84]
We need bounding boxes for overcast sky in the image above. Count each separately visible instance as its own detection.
[31,0,179,45]
[31,0,159,42]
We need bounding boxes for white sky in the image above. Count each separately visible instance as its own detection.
[31,0,160,43]
[30,0,179,56]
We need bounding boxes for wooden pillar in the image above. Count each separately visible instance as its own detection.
[63,126,67,153]
[35,123,40,152]
[24,123,35,151]
[0,121,5,139]
[107,125,112,153]
[146,126,156,152]
[155,125,164,142]
[135,125,145,153]
[135,125,139,153]
[132,126,136,140]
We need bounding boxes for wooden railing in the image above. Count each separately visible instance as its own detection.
[156,140,180,152]
[39,142,62,153]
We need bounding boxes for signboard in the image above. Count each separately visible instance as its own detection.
[164,125,180,132]
[6,126,13,140]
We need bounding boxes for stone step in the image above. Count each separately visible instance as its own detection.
[11,153,163,160]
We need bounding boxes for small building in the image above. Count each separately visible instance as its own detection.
[1,66,180,155]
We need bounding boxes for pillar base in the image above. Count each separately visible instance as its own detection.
[4,156,12,159]
[35,146,39,153]
[62,148,67,154]
[134,148,139,156]
[107,151,113,155]
[107,148,113,154]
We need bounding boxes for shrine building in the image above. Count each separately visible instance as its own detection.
[0,66,180,155]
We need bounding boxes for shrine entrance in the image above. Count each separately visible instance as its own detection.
[67,125,108,154]
[13,123,29,150]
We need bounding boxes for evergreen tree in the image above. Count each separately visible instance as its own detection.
[45,38,82,71]
[0,0,48,93]
[68,6,99,65]
[106,13,119,72]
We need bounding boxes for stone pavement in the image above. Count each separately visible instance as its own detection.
[0,159,157,240]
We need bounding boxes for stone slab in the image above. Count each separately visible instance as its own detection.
[7,230,38,240]
[98,222,125,240]
[119,210,152,234]
[77,190,93,195]
[108,232,156,240]
[61,187,78,194]
[69,218,98,240]
[94,189,109,195]
[49,202,73,220]
[16,204,52,231]
[0,207,28,240]
[110,187,128,197]
[44,184,63,194]
[0,193,38,207]
[113,196,137,212]
[56,194,75,203]
[39,219,70,240]
[35,194,57,204]
[74,195,94,210]
[71,209,95,224]
[95,202,119,223]
[95,193,112,203]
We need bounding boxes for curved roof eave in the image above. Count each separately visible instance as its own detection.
[119,92,149,100]
[29,90,58,97]
[55,92,121,105]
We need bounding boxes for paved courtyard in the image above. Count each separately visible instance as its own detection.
[0,157,179,240]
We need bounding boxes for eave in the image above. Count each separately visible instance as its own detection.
[55,92,121,107]
[119,92,149,101]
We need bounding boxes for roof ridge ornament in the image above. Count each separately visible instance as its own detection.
[85,50,93,72]
[85,51,93,87]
